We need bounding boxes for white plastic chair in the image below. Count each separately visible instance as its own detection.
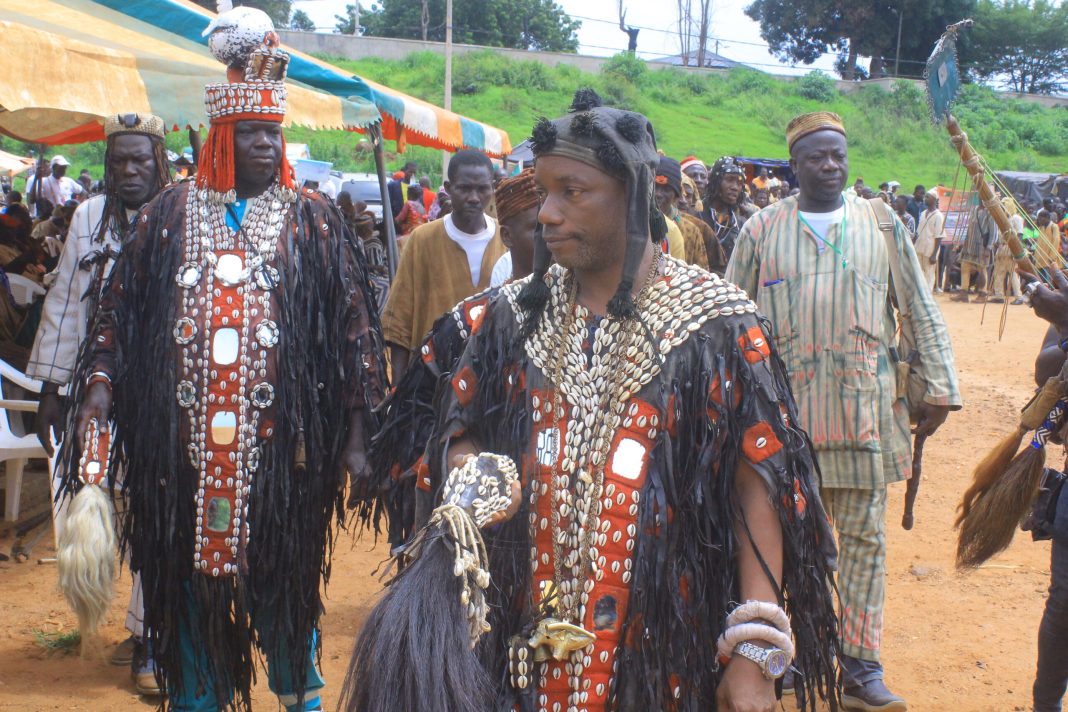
[6,273,45,306]
[0,358,47,522]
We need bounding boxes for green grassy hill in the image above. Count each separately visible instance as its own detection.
[306,51,1066,188]
[5,51,1066,189]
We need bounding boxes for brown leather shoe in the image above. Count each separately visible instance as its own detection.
[109,636,137,666]
[134,668,163,697]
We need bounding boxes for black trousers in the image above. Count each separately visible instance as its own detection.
[1035,484,1068,712]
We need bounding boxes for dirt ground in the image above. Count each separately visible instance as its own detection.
[0,295,1057,711]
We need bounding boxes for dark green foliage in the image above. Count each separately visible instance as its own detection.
[960,0,1068,94]
[452,51,557,95]
[289,8,315,31]
[796,71,838,102]
[745,0,977,79]
[357,0,580,52]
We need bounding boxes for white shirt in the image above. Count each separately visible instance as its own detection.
[489,251,512,287]
[915,208,946,259]
[444,212,496,286]
[799,206,845,252]
[27,195,129,384]
[38,174,83,208]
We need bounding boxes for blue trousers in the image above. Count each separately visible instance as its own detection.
[1035,484,1068,712]
[168,583,325,712]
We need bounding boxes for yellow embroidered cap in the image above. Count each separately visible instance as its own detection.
[786,111,846,151]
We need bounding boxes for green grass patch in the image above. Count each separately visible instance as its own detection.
[32,628,81,655]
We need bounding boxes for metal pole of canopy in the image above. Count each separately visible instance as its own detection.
[369,123,399,281]
[189,128,202,165]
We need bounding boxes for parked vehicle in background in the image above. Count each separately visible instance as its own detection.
[340,172,385,222]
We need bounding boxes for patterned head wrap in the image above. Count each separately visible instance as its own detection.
[709,156,745,183]
[786,111,846,152]
[494,168,539,224]
[525,88,663,321]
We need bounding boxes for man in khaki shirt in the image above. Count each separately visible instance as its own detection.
[381,150,506,380]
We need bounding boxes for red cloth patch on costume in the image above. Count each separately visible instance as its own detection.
[419,339,435,365]
[707,370,742,422]
[738,325,772,364]
[742,421,783,463]
[665,394,678,437]
[463,297,490,336]
[452,365,477,407]
[414,456,431,491]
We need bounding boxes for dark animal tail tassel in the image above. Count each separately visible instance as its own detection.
[956,399,1067,568]
[955,425,1027,526]
[339,525,492,712]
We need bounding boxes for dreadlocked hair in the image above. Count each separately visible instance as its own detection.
[96,136,171,244]
[570,87,603,112]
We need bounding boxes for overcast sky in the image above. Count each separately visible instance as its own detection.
[291,0,839,76]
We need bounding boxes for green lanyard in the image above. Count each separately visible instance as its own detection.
[798,209,849,269]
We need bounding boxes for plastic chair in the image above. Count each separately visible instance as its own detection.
[6,273,45,306]
[0,358,46,521]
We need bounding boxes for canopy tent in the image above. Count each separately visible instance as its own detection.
[95,0,512,158]
[0,1,381,145]
[996,171,1068,206]
[0,150,34,177]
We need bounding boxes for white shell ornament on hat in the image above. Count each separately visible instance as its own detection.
[202,5,278,71]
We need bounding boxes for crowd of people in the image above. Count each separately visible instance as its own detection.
[6,10,1068,712]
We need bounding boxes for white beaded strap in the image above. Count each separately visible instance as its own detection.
[726,600,792,634]
[716,622,796,661]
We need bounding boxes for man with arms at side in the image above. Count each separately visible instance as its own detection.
[953,202,997,303]
[905,184,925,227]
[70,29,385,711]
[29,113,171,697]
[727,111,962,712]
[701,155,751,264]
[914,190,945,292]
[382,149,506,381]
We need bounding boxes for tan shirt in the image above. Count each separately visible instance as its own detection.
[382,217,506,352]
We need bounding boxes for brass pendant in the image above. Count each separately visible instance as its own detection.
[527,617,596,662]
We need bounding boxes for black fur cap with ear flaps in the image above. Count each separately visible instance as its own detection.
[518,89,665,333]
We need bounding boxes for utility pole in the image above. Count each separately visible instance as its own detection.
[894,3,904,77]
[443,0,454,178]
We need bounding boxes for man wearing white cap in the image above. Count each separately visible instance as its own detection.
[29,155,83,212]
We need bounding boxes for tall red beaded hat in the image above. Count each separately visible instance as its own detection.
[197,6,295,197]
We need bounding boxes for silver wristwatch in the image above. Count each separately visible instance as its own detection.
[734,641,790,680]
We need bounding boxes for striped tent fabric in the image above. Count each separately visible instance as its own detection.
[100,0,512,158]
[0,0,381,145]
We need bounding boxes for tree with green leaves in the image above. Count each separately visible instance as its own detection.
[190,0,293,28]
[335,4,362,35]
[289,8,315,31]
[351,0,580,52]
[960,0,1068,94]
[745,0,975,79]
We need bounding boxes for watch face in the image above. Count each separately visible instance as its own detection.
[765,650,790,679]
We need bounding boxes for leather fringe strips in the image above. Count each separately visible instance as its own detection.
[59,183,385,710]
[344,290,840,712]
